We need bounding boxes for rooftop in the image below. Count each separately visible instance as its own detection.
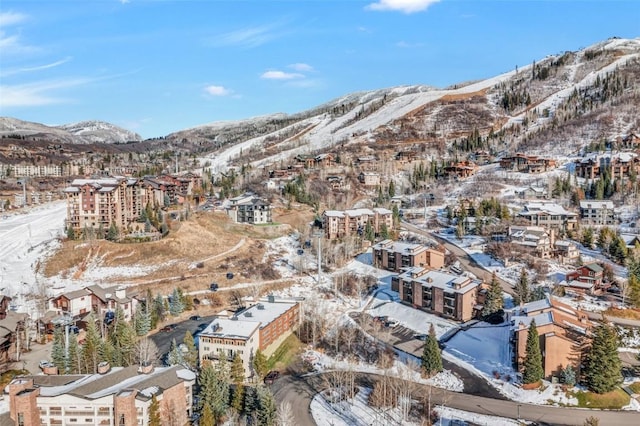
[399,267,479,294]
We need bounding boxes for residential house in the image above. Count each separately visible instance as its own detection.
[517,202,578,233]
[0,312,27,365]
[48,285,138,324]
[444,161,478,179]
[391,267,481,322]
[617,133,640,150]
[226,193,272,224]
[355,155,377,170]
[395,151,418,163]
[198,297,299,378]
[500,154,557,173]
[511,297,591,379]
[579,200,616,226]
[564,263,606,294]
[574,152,640,180]
[326,176,345,191]
[7,365,196,426]
[322,207,393,240]
[516,186,549,200]
[621,233,640,250]
[358,172,381,187]
[372,239,445,273]
[554,240,580,264]
[509,226,553,259]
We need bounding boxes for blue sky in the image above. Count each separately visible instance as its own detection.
[0,0,639,139]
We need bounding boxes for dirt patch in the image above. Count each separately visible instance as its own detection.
[42,210,299,296]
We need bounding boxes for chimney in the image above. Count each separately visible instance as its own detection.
[137,361,154,375]
[97,361,111,374]
[115,286,126,300]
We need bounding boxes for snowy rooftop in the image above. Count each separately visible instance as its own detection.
[512,311,554,329]
[579,200,614,209]
[201,298,298,339]
[520,202,576,217]
[399,267,479,294]
[520,298,552,314]
[372,239,426,254]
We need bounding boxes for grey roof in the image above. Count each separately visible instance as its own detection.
[399,267,479,294]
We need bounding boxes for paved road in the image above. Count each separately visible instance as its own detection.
[274,371,640,426]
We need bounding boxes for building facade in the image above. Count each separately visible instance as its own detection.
[7,365,196,426]
[579,200,616,226]
[391,267,480,322]
[511,297,591,379]
[322,208,393,240]
[517,202,578,233]
[372,239,444,272]
[226,193,272,224]
[198,298,299,378]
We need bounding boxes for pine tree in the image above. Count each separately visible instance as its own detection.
[628,275,640,308]
[66,226,75,240]
[198,362,229,422]
[253,349,268,380]
[584,323,622,393]
[182,331,198,371]
[364,220,374,242]
[82,313,102,373]
[231,384,245,413]
[388,180,396,198]
[256,385,277,426]
[421,324,443,377]
[134,301,151,336]
[522,319,544,384]
[109,308,137,366]
[51,326,66,373]
[516,268,531,305]
[482,272,504,317]
[167,338,184,366]
[148,395,161,426]
[199,404,215,426]
[66,333,80,374]
[230,352,245,384]
[169,287,185,316]
[153,294,166,323]
[106,222,119,241]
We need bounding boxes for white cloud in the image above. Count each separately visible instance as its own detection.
[213,23,281,48]
[289,63,314,72]
[366,0,440,14]
[204,85,232,96]
[260,70,304,80]
[0,11,28,27]
[0,78,91,107]
[119,0,131,4]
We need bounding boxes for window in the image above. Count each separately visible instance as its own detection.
[17,413,24,426]
[119,414,125,426]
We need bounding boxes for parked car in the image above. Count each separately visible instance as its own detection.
[226,272,234,280]
[189,315,202,321]
[264,370,280,384]
[39,360,53,369]
[161,324,178,332]
[413,333,427,341]
[104,311,115,325]
[210,282,219,291]
[385,319,400,328]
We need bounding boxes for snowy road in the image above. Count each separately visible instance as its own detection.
[0,201,66,311]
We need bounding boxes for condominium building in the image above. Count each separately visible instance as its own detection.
[198,297,299,378]
[322,207,393,240]
[372,239,444,272]
[226,193,273,224]
[7,364,196,426]
[511,297,591,379]
[391,267,481,322]
[574,152,640,180]
[517,202,578,233]
[579,200,616,226]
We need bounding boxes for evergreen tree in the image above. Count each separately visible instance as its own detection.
[182,331,199,371]
[379,223,390,239]
[421,324,443,377]
[388,180,396,198]
[167,338,184,367]
[134,301,152,336]
[66,226,75,240]
[364,220,374,242]
[106,222,119,241]
[153,294,166,323]
[561,365,576,386]
[231,384,245,413]
[392,204,400,228]
[51,326,66,373]
[199,404,215,426]
[256,385,277,426]
[584,323,622,393]
[66,333,80,374]
[482,272,504,317]
[169,287,185,316]
[109,308,137,366]
[198,363,229,422]
[82,313,102,373]
[628,275,640,309]
[582,227,594,248]
[515,268,531,305]
[230,352,245,384]
[253,349,268,380]
[522,320,544,384]
[148,395,161,426]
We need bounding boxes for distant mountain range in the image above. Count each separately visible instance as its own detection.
[0,117,142,144]
[2,37,639,162]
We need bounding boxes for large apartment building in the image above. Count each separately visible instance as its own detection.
[7,365,196,426]
[322,208,393,240]
[226,193,273,224]
[198,297,299,378]
[391,267,481,322]
[574,152,640,180]
[517,202,578,233]
[64,174,201,234]
[511,297,591,379]
[579,200,616,226]
[372,239,444,272]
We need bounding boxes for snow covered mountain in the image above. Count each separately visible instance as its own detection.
[170,37,640,171]
[0,117,142,144]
